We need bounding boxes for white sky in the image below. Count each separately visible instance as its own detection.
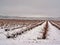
[0,0,60,17]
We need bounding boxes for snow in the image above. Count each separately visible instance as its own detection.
[47,22,60,40]
[50,21,60,29]
[0,21,60,45]
[16,22,46,40]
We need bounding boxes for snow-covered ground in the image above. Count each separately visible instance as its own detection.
[16,22,46,40]
[47,22,60,40]
[0,21,60,45]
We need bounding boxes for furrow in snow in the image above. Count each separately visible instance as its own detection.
[16,22,46,40]
[6,21,44,38]
[46,22,60,40]
[42,21,48,39]
[50,21,60,30]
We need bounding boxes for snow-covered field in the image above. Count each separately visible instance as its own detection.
[0,20,60,45]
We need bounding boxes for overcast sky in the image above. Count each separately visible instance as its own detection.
[0,0,60,17]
